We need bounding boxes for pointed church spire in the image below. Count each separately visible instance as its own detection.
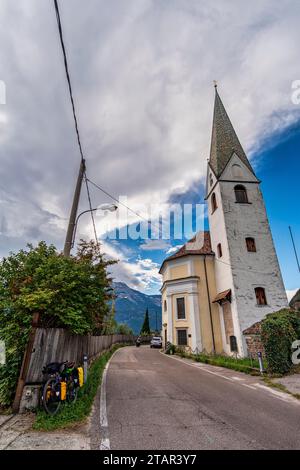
[209,86,255,177]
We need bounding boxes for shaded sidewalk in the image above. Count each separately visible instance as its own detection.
[0,413,90,450]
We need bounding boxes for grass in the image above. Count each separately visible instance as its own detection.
[175,350,263,375]
[33,343,125,431]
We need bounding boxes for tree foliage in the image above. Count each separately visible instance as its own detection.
[261,309,300,375]
[0,240,115,406]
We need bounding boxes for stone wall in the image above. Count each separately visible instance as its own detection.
[243,320,265,358]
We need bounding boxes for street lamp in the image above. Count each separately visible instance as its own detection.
[71,203,118,248]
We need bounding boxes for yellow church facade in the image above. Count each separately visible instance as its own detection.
[160,232,225,354]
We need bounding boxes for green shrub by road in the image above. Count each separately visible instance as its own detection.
[261,309,300,375]
[33,344,124,431]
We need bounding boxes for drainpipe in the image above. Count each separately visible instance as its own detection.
[204,256,216,354]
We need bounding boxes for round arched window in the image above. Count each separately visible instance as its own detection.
[234,185,248,203]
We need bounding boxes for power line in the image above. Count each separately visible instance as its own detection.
[84,176,99,247]
[214,256,275,276]
[86,177,161,233]
[289,226,300,273]
[53,0,98,246]
[53,0,84,163]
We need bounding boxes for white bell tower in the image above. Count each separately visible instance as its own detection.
[206,86,288,356]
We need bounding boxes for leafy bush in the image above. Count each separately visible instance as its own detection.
[0,240,115,406]
[261,309,299,375]
[116,323,134,335]
[165,343,176,355]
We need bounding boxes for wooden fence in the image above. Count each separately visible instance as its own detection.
[25,328,134,384]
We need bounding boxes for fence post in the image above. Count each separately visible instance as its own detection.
[257,351,265,375]
[83,354,88,383]
[12,312,40,413]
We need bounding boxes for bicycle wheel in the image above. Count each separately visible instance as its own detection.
[42,377,61,415]
[66,379,78,404]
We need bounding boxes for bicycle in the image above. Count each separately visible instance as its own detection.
[41,361,79,415]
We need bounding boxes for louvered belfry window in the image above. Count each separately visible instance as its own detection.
[217,243,222,258]
[234,185,248,203]
[255,287,267,306]
[211,192,217,212]
[246,237,256,252]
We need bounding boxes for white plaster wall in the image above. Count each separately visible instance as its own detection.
[220,179,288,332]
[161,276,202,350]
[207,157,288,356]
[207,179,245,353]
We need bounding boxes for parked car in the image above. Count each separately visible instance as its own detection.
[150,336,162,348]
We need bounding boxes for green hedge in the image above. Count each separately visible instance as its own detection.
[0,241,114,407]
[261,309,300,375]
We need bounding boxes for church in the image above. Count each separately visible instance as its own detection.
[160,87,288,357]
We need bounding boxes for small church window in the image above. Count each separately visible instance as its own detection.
[211,192,217,213]
[164,300,167,312]
[234,185,248,203]
[176,297,186,319]
[230,335,238,352]
[246,237,256,252]
[177,329,188,346]
[217,243,222,258]
[255,287,267,306]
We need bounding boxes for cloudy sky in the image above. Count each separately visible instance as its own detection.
[0,0,299,297]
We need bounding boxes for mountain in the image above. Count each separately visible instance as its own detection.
[113,282,162,334]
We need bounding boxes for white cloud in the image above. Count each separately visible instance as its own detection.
[140,239,170,251]
[101,241,161,293]
[286,289,299,302]
[0,0,300,292]
[166,244,183,255]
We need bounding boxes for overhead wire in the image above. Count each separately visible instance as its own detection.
[53,0,84,163]
[84,176,99,247]
[53,0,98,245]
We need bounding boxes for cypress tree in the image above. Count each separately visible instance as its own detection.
[140,307,151,334]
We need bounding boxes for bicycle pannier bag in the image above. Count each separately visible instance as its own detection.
[60,381,66,401]
[77,367,84,387]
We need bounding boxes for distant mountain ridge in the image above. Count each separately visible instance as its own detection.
[113,282,162,334]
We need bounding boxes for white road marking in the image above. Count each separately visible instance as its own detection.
[162,352,300,405]
[253,383,300,404]
[100,362,109,428]
[242,383,257,390]
[163,353,236,382]
[100,438,110,450]
[99,347,124,451]
[231,376,244,381]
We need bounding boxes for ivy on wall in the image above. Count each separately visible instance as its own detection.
[261,309,300,375]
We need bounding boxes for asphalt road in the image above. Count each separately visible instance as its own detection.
[91,346,300,450]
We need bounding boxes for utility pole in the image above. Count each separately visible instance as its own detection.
[63,159,86,257]
[289,226,300,273]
